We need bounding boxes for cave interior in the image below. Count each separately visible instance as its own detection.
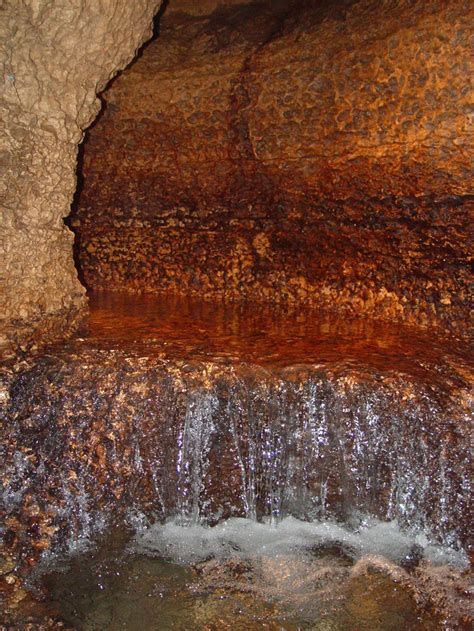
[1,0,473,627]
[68,0,472,338]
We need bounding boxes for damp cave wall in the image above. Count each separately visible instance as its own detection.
[0,0,472,357]
[0,0,162,355]
[71,0,474,336]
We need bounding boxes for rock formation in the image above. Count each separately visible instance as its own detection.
[71,0,473,336]
[1,4,472,626]
[1,0,161,354]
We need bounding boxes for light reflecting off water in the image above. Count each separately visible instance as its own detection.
[4,292,472,629]
[39,517,458,630]
[81,292,471,386]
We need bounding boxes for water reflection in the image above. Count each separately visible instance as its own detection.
[80,292,471,390]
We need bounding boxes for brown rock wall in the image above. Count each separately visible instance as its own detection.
[1,0,161,355]
[72,0,473,334]
[252,1,473,199]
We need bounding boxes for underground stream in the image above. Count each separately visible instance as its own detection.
[1,293,472,629]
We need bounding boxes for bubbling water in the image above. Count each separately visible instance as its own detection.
[134,516,468,568]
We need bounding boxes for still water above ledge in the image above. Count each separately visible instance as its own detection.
[83,291,472,382]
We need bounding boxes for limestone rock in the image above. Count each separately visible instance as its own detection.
[0,0,161,355]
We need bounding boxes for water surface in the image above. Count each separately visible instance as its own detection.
[40,518,452,630]
[80,292,472,390]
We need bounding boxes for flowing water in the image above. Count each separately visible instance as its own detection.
[1,293,472,628]
[37,518,454,630]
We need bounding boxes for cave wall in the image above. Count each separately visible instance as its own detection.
[0,0,161,355]
[72,0,473,335]
[168,0,265,15]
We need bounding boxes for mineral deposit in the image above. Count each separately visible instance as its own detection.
[72,0,473,335]
[1,0,161,354]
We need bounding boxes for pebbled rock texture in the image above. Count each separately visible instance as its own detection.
[0,0,161,355]
[72,0,473,335]
[1,339,471,568]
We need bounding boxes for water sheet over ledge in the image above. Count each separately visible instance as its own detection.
[1,293,471,569]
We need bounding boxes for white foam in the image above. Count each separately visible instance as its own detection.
[133,515,468,568]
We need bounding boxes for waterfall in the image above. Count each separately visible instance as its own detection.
[1,349,471,562]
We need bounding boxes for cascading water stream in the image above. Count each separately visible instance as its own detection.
[2,357,470,552]
[151,368,470,548]
[0,294,471,628]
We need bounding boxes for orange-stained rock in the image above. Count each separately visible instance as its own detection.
[72,0,473,335]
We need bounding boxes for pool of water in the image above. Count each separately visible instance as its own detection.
[79,292,471,388]
[37,518,454,630]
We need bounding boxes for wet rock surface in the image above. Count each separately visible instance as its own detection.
[72,0,474,335]
[2,347,471,555]
[1,295,472,558]
[0,293,472,626]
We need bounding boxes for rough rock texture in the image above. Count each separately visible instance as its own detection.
[1,349,471,573]
[72,0,473,335]
[1,300,472,570]
[0,0,161,355]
